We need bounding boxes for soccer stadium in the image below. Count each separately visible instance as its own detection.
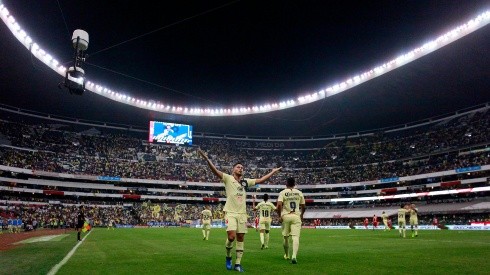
[0,1,489,274]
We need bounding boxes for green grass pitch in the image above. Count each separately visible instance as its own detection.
[1,228,489,274]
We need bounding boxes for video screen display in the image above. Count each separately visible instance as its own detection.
[149,121,193,146]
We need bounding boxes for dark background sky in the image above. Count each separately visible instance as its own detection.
[0,0,489,137]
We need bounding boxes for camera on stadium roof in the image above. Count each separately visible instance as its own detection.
[60,30,89,95]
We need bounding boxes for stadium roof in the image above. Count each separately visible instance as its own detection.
[0,0,489,137]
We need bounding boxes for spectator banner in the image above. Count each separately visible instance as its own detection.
[440,180,461,188]
[455,166,481,173]
[123,194,141,200]
[379,177,399,183]
[380,188,397,194]
[97,176,121,181]
[203,197,219,202]
[43,190,64,196]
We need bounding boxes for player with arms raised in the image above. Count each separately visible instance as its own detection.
[198,148,282,272]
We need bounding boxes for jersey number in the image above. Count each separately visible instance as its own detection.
[290,202,297,212]
[261,210,269,217]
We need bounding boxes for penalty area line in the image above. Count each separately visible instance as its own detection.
[47,230,92,275]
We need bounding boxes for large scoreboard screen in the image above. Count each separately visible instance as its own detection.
[149,121,193,146]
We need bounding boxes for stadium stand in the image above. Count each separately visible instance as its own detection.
[0,104,489,230]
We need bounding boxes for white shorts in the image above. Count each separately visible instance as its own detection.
[281,214,302,237]
[225,213,248,233]
[259,218,272,231]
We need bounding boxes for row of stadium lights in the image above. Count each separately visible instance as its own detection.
[1,3,489,116]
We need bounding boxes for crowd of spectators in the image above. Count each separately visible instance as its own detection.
[0,109,488,185]
[0,108,489,233]
[1,200,488,232]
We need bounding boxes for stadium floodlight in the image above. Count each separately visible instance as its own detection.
[60,29,89,95]
[0,3,489,116]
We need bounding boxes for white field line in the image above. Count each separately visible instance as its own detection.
[47,230,92,275]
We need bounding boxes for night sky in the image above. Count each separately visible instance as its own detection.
[0,0,489,137]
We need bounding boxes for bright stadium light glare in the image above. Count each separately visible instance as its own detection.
[0,2,489,116]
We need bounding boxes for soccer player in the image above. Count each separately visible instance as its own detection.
[76,206,85,241]
[409,203,419,237]
[382,211,390,231]
[201,205,212,240]
[397,204,410,238]
[432,216,439,227]
[253,194,276,249]
[277,177,305,264]
[372,215,378,230]
[198,148,282,272]
[363,217,369,229]
[107,218,115,230]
